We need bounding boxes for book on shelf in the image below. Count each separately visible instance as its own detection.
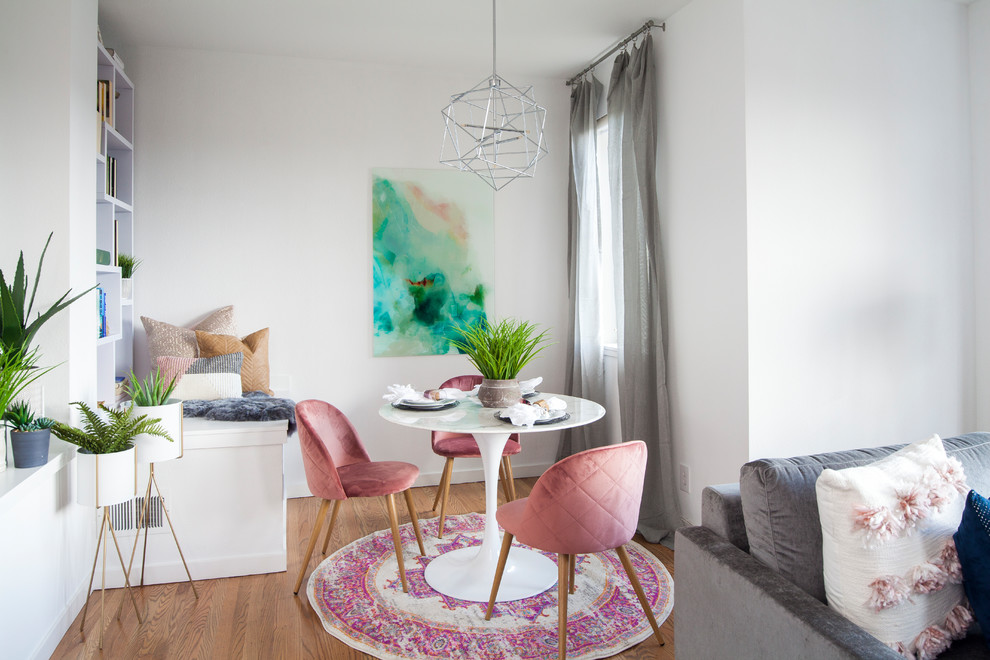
[96,111,104,154]
[97,286,107,338]
[97,79,113,127]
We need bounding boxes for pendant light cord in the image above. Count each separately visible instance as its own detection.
[492,0,497,79]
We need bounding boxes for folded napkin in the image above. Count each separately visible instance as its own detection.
[383,384,467,403]
[520,376,543,393]
[504,397,566,427]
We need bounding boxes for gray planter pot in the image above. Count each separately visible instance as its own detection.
[478,379,522,408]
[11,428,51,468]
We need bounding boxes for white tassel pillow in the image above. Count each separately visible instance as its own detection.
[816,434,972,659]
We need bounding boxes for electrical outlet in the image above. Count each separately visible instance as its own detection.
[679,464,690,493]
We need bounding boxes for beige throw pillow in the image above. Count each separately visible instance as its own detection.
[141,305,237,362]
[196,327,272,395]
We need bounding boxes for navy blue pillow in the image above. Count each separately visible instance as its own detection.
[954,489,990,649]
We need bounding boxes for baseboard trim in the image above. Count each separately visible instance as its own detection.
[31,574,90,660]
[98,552,287,589]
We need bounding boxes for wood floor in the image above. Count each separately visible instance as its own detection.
[50,478,675,659]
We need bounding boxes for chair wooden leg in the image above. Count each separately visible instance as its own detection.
[294,498,330,595]
[558,553,570,660]
[437,458,454,539]
[504,455,517,501]
[499,459,508,502]
[569,553,576,594]
[431,457,453,513]
[485,532,514,620]
[386,493,409,592]
[616,544,666,647]
[320,499,343,555]
[403,488,426,556]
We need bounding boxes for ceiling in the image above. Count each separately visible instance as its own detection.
[98,0,692,81]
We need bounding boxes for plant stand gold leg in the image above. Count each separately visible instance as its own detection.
[616,544,665,647]
[117,470,154,619]
[80,508,107,634]
[151,466,198,598]
[107,515,144,623]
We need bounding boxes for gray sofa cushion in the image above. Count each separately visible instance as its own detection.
[740,432,990,603]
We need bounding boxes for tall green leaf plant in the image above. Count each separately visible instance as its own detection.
[448,318,552,380]
[0,232,95,357]
[51,401,172,454]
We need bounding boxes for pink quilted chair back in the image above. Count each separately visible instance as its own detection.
[431,375,484,449]
[512,441,647,554]
[296,399,372,501]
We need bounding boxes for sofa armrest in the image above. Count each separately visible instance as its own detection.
[701,483,749,552]
[674,526,899,660]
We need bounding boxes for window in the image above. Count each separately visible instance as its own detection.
[596,116,618,348]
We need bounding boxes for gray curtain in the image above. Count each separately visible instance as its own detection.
[607,35,680,542]
[558,76,607,460]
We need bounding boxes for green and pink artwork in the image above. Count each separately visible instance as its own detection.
[372,168,494,357]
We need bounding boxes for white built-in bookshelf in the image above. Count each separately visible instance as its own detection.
[96,41,134,404]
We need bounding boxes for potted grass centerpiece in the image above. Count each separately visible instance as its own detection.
[4,401,55,468]
[51,402,171,507]
[124,369,181,463]
[449,318,551,408]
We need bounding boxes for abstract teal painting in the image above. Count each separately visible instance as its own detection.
[373,168,494,356]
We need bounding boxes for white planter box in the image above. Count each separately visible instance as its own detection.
[76,445,136,508]
[132,400,183,463]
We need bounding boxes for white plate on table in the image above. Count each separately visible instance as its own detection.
[391,399,459,411]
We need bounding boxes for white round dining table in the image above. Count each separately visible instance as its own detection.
[379,393,605,602]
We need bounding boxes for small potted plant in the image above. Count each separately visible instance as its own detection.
[124,369,181,463]
[51,402,172,507]
[3,401,55,468]
[117,253,141,301]
[449,318,552,408]
[0,346,53,472]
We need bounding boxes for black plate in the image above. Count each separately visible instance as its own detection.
[391,400,459,412]
[522,391,540,399]
[495,411,570,425]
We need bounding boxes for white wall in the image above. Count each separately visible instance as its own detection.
[657,0,751,526]
[123,46,572,495]
[659,0,976,524]
[0,2,99,658]
[745,0,973,459]
[972,0,990,429]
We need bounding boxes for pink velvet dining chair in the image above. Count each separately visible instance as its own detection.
[430,374,522,538]
[292,399,426,595]
[485,440,666,660]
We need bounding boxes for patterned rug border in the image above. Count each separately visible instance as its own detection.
[307,512,674,660]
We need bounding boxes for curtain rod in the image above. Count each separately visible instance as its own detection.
[565,19,664,86]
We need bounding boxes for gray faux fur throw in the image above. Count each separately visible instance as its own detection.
[181,391,296,433]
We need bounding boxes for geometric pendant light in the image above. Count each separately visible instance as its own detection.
[440,0,548,191]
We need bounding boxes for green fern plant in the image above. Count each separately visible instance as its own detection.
[448,318,552,380]
[51,401,172,454]
[124,369,177,406]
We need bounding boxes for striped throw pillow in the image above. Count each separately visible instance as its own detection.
[156,353,243,401]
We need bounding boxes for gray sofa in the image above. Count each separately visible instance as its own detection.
[675,432,990,660]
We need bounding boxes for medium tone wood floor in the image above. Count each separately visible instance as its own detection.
[50,478,675,659]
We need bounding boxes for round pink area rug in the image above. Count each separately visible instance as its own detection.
[307,512,673,660]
